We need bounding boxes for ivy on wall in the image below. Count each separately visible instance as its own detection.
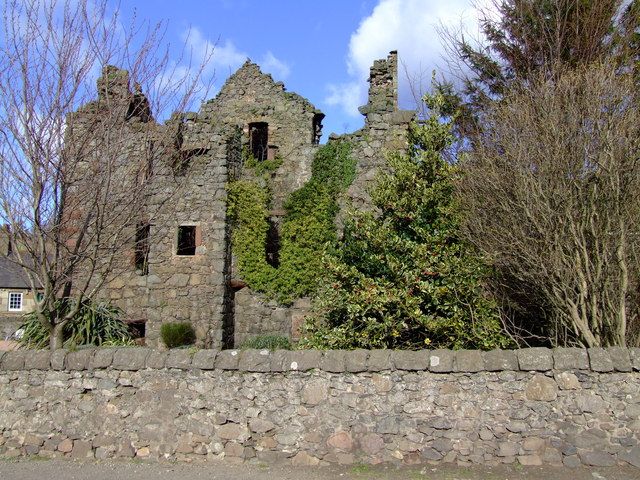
[226,142,355,305]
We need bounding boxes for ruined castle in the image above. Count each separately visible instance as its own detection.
[76,51,413,348]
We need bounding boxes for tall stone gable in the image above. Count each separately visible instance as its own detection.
[76,51,413,348]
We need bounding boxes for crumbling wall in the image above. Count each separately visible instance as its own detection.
[338,51,414,209]
[200,61,323,211]
[75,53,413,349]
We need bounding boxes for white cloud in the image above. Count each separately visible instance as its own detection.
[325,81,362,116]
[326,0,489,116]
[259,51,291,80]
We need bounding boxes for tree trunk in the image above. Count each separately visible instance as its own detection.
[50,323,65,350]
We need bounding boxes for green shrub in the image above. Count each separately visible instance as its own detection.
[240,335,292,351]
[160,322,196,348]
[299,92,511,351]
[18,300,134,349]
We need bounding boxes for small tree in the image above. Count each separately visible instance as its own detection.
[301,92,510,350]
[0,0,211,348]
[458,64,640,347]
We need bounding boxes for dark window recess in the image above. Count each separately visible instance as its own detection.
[134,223,150,274]
[177,225,197,256]
[312,113,325,145]
[265,218,280,267]
[249,122,268,161]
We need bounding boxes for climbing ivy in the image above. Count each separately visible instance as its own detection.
[227,142,355,305]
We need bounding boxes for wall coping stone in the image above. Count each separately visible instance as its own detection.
[165,350,193,370]
[517,347,552,371]
[454,350,483,373]
[1,347,640,373]
[484,349,518,371]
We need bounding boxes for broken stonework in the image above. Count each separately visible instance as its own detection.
[75,52,413,349]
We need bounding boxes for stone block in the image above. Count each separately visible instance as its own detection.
[630,348,640,371]
[454,350,484,372]
[50,349,67,370]
[90,348,115,369]
[483,349,518,371]
[302,379,329,405]
[165,350,192,369]
[320,350,346,373]
[517,348,553,371]
[345,349,369,373]
[367,350,392,371]
[238,349,271,372]
[112,348,150,370]
[288,350,321,371]
[1,350,26,370]
[192,349,217,369]
[392,350,429,371]
[620,446,640,468]
[554,371,581,390]
[578,450,615,467]
[145,350,167,369]
[525,373,558,401]
[291,451,320,466]
[249,418,275,434]
[588,348,613,372]
[607,347,632,372]
[66,349,95,370]
[24,350,51,370]
[214,350,239,370]
[269,350,290,372]
[428,349,454,373]
[553,348,589,370]
[70,440,93,459]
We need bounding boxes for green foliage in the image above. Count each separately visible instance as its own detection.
[226,180,275,292]
[160,322,196,348]
[244,148,283,177]
[18,300,134,349]
[227,142,356,304]
[240,335,292,350]
[300,92,511,351]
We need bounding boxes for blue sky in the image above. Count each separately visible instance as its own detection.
[116,0,485,140]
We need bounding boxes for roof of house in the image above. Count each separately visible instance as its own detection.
[0,255,36,289]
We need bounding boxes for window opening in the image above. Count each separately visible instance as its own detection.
[249,122,268,161]
[265,218,280,267]
[312,113,325,145]
[177,225,197,256]
[135,223,150,274]
[8,292,22,311]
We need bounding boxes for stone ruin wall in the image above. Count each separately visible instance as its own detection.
[1,347,639,469]
[80,52,413,349]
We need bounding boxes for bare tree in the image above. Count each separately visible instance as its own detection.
[0,0,212,348]
[458,64,640,347]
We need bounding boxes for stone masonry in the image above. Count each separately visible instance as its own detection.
[1,347,640,469]
[78,51,413,349]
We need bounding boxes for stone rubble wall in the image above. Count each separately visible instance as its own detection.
[1,347,639,469]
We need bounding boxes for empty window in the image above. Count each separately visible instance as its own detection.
[8,292,22,311]
[249,122,268,161]
[177,225,197,256]
[135,223,150,274]
[312,113,324,145]
[265,218,280,267]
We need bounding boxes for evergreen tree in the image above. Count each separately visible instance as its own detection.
[300,92,510,350]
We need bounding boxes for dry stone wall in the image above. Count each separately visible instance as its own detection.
[1,347,639,469]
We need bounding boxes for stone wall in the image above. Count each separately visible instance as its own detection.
[1,347,639,469]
